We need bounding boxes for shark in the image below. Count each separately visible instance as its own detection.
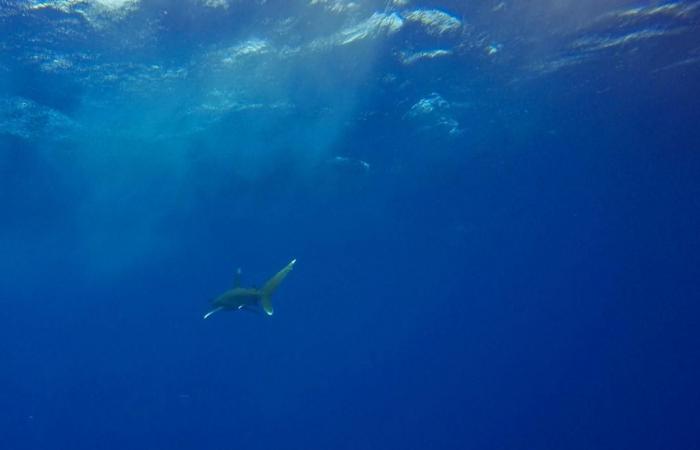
[203,258,296,319]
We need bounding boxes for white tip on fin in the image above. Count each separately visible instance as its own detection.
[203,306,224,319]
[261,295,274,316]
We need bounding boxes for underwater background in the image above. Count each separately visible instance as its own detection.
[1,1,700,449]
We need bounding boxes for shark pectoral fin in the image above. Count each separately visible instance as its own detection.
[203,306,224,319]
[261,259,296,297]
[258,258,295,316]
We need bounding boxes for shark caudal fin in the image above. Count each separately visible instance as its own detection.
[260,258,296,316]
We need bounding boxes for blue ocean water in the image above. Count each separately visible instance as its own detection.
[1,1,700,449]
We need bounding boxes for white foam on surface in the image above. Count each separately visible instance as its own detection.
[402,9,461,35]
[309,0,360,14]
[91,0,137,9]
[0,96,77,140]
[522,1,699,79]
[200,0,229,9]
[337,12,405,45]
[220,39,272,64]
[594,1,700,23]
[573,27,688,52]
[398,49,451,65]
[28,0,140,26]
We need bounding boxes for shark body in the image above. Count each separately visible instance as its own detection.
[204,258,296,319]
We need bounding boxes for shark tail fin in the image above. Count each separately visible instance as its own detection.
[260,258,296,316]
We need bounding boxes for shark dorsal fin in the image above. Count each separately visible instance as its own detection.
[234,268,242,288]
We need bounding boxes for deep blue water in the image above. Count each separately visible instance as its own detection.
[1,1,700,449]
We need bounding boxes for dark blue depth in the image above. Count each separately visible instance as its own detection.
[1,1,699,449]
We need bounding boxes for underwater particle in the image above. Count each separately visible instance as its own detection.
[485,43,502,56]
[405,93,462,136]
[406,92,450,116]
[381,73,397,84]
[329,156,371,173]
[492,2,506,12]
[437,117,462,136]
[38,56,73,73]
